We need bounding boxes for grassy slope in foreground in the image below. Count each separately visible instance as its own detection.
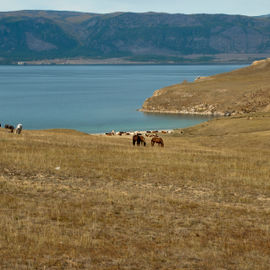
[141,58,270,116]
[1,113,270,269]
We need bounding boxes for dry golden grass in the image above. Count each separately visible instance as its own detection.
[1,115,270,269]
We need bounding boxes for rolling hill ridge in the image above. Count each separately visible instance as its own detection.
[1,10,270,63]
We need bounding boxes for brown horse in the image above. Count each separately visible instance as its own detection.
[151,137,164,147]
[132,134,146,146]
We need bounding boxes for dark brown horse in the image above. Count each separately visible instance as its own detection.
[4,124,14,133]
[132,134,146,146]
[151,137,164,147]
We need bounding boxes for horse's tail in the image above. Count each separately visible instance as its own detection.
[132,135,137,146]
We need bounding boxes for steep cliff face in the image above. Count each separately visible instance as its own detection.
[1,11,270,63]
[141,59,270,116]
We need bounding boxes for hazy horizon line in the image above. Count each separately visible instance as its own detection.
[0,9,268,17]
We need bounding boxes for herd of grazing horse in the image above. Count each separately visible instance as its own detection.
[2,122,163,147]
[2,123,23,134]
[132,133,164,147]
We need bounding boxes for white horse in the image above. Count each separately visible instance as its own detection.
[15,123,23,134]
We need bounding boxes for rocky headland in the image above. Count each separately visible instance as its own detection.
[140,58,270,116]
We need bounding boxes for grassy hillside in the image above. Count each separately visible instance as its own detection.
[141,58,270,115]
[1,114,270,269]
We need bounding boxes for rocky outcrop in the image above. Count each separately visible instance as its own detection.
[140,103,224,116]
[251,58,270,66]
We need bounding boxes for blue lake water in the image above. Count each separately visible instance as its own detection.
[0,64,245,133]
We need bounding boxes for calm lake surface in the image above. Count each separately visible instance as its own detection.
[0,65,245,133]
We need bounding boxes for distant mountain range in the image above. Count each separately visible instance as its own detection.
[1,10,270,64]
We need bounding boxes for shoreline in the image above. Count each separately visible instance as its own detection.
[10,54,270,66]
[91,129,174,136]
[139,108,224,116]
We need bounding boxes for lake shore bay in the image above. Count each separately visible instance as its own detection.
[1,64,232,133]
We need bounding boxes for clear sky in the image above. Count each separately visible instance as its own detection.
[0,0,270,16]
